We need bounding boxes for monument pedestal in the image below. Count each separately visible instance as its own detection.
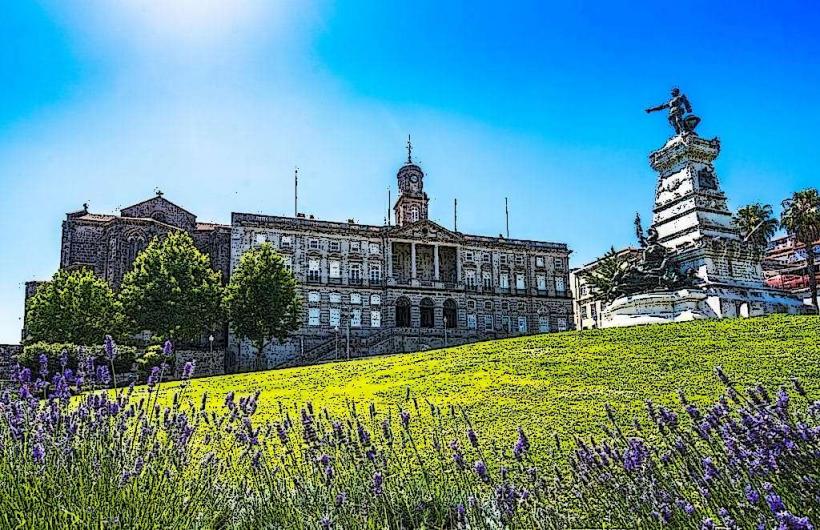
[601,128,807,327]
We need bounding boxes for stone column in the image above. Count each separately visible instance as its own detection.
[387,241,393,279]
[456,246,462,282]
[411,242,417,279]
[433,244,440,281]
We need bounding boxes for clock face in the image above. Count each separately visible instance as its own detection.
[409,174,419,184]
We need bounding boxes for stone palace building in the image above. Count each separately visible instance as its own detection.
[231,152,573,369]
[26,147,574,370]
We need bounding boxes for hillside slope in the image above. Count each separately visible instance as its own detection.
[178,315,820,449]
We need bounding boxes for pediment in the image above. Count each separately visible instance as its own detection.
[389,220,462,243]
[120,196,196,230]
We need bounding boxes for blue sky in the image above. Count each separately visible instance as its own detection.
[1,1,818,342]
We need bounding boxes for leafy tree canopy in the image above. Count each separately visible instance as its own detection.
[781,188,820,313]
[225,243,301,363]
[733,202,778,252]
[25,268,123,345]
[119,231,224,342]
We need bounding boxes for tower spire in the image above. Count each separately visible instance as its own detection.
[406,134,413,164]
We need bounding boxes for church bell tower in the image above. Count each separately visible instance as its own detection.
[393,136,429,226]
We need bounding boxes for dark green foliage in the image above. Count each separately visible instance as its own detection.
[24,268,123,345]
[20,341,136,373]
[581,247,630,302]
[119,231,224,342]
[781,188,820,313]
[734,202,779,252]
[224,242,301,368]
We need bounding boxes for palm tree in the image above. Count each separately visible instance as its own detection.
[733,203,779,252]
[780,188,820,314]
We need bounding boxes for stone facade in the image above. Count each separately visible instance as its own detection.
[229,157,573,370]
[23,194,231,343]
[763,234,820,308]
[173,349,226,379]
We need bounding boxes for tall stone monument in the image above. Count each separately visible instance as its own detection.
[600,88,806,327]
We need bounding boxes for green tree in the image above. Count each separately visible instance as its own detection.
[581,247,630,303]
[224,243,301,370]
[25,268,123,345]
[120,231,224,342]
[780,188,820,314]
[733,202,779,252]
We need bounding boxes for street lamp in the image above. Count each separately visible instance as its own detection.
[208,334,214,353]
[443,316,448,347]
[334,326,339,360]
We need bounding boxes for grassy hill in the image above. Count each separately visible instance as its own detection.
[174,315,820,451]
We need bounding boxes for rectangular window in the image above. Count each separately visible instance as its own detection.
[329,292,341,304]
[308,308,320,326]
[329,308,341,327]
[350,293,361,304]
[502,316,511,331]
[464,251,474,262]
[538,316,550,333]
[482,271,492,288]
[369,243,380,254]
[518,316,528,333]
[309,239,320,250]
[536,256,545,267]
[371,310,381,328]
[329,241,340,252]
[557,317,568,332]
[308,258,320,282]
[555,276,566,293]
[482,253,491,264]
[499,274,509,289]
[349,263,361,281]
[467,314,477,330]
[307,291,320,304]
[554,257,564,270]
[369,263,382,282]
[501,301,509,311]
[465,270,477,287]
[518,301,526,311]
[580,284,589,296]
[280,235,292,248]
[282,256,293,272]
[515,255,525,267]
[350,241,360,253]
[370,294,381,305]
[466,300,476,310]
[255,233,266,245]
[484,314,494,331]
[500,254,508,266]
[351,309,362,327]
[582,305,589,319]
[515,273,525,289]
[536,274,547,291]
[329,260,341,279]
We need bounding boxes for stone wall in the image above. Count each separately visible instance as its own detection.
[174,349,225,378]
[0,345,22,383]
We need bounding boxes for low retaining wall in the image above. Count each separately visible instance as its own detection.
[174,349,225,379]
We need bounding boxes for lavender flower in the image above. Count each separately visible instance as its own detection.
[513,426,530,460]
[181,361,195,380]
[474,460,489,482]
[103,335,117,362]
[400,410,410,428]
[764,482,786,513]
[372,471,383,495]
[163,339,174,356]
[467,428,479,448]
[745,484,760,504]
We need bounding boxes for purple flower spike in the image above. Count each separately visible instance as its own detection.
[474,460,489,482]
[181,361,195,380]
[163,339,174,356]
[104,335,117,361]
[467,428,479,448]
[372,471,384,495]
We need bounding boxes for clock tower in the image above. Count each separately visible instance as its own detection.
[393,136,429,226]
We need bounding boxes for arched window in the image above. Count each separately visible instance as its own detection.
[443,299,457,329]
[420,297,435,328]
[410,205,420,223]
[396,297,411,327]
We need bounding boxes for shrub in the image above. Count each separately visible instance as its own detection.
[20,341,136,374]
[135,343,174,377]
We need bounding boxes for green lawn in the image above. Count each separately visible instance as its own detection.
[170,315,820,453]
